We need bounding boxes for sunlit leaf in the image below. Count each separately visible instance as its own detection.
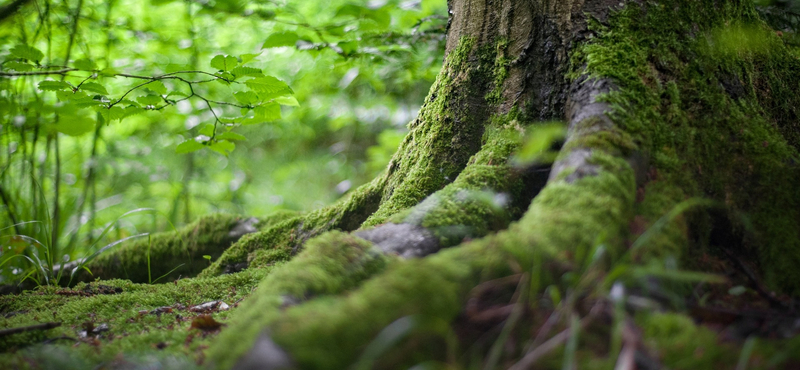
[274,96,299,106]
[97,106,125,123]
[231,66,263,79]
[146,81,167,95]
[73,58,97,71]
[233,91,258,105]
[199,124,215,137]
[210,55,238,71]
[209,140,235,156]
[80,82,108,95]
[137,95,161,106]
[239,53,261,65]
[253,102,281,122]
[216,132,246,141]
[245,76,291,95]
[176,139,205,154]
[262,32,299,48]
[39,80,73,92]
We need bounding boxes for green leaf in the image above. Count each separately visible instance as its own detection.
[122,106,146,118]
[208,140,235,156]
[80,82,108,95]
[231,66,263,79]
[246,76,291,95]
[217,132,246,141]
[262,32,299,48]
[70,95,107,108]
[147,81,167,95]
[38,80,73,91]
[6,61,33,71]
[176,139,205,154]
[97,106,125,123]
[234,91,259,105]
[73,58,97,71]
[210,55,238,71]
[10,44,44,63]
[137,95,161,106]
[274,96,299,106]
[253,102,281,122]
[99,67,120,77]
[239,53,261,65]
[55,111,94,136]
[199,124,215,137]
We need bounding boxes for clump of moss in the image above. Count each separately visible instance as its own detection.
[363,37,492,226]
[206,231,394,368]
[201,177,384,277]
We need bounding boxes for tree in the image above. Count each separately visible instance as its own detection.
[3,0,800,368]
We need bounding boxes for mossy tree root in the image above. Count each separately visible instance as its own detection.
[72,213,262,284]
[208,54,640,368]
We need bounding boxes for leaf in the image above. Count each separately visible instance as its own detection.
[216,132,246,141]
[335,4,367,18]
[39,80,73,92]
[55,111,95,136]
[210,55,238,71]
[6,61,33,72]
[147,81,167,95]
[274,96,299,106]
[10,44,44,63]
[208,140,235,156]
[199,124,215,137]
[253,102,281,122]
[245,76,291,96]
[190,314,223,331]
[97,106,125,123]
[233,91,258,105]
[231,66,263,79]
[262,32,299,48]
[99,67,120,77]
[73,58,97,71]
[239,53,261,65]
[80,82,108,95]
[137,95,161,106]
[176,139,205,154]
[122,106,146,118]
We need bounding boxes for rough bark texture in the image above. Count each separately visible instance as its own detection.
[4,0,800,369]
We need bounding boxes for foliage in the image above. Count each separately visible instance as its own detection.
[0,0,447,284]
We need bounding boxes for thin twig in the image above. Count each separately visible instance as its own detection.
[0,322,61,337]
[508,303,603,370]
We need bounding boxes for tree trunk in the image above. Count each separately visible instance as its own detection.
[3,0,800,369]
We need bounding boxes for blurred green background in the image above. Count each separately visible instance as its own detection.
[0,0,446,283]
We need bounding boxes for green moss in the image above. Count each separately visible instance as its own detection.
[363,37,490,226]
[385,123,527,247]
[78,213,248,284]
[200,176,385,277]
[574,0,800,293]
[484,38,511,104]
[206,231,394,369]
[209,141,637,369]
[0,267,272,367]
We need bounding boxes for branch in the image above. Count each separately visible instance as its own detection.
[0,322,61,337]
[0,0,31,23]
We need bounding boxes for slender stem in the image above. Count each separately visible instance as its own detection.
[0,185,21,234]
